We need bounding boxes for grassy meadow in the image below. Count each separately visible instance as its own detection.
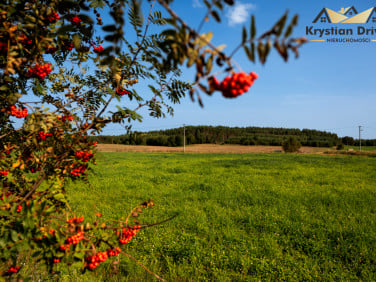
[63,152,376,281]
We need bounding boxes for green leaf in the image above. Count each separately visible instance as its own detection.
[284,15,298,38]
[53,193,67,203]
[284,25,293,38]
[243,45,254,62]
[274,12,288,36]
[257,42,266,64]
[213,1,223,10]
[102,25,117,32]
[211,10,221,22]
[73,34,81,50]
[250,15,256,39]
[242,26,247,44]
[291,14,299,26]
[203,0,211,9]
[74,252,85,260]
[10,230,18,242]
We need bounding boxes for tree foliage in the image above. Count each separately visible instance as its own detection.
[0,0,306,278]
[282,136,302,153]
[93,126,340,147]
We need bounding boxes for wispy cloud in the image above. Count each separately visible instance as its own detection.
[227,2,256,26]
[192,0,203,8]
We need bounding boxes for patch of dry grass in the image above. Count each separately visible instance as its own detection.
[96,144,332,154]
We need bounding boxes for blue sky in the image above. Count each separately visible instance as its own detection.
[103,0,376,139]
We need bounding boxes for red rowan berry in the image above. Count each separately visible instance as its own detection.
[20,35,33,47]
[9,106,28,118]
[28,63,52,79]
[16,205,22,213]
[60,244,69,251]
[37,131,52,140]
[6,266,20,274]
[93,45,104,53]
[115,88,130,96]
[63,41,74,51]
[107,247,121,257]
[70,166,86,176]
[211,71,258,98]
[67,216,84,224]
[61,115,73,122]
[69,15,82,25]
[75,151,94,162]
[46,12,60,24]
[66,231,84,245]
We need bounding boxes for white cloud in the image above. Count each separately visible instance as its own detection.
[192,0,203,8]
[227,2,256,26]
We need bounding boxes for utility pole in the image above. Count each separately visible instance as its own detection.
[183,124,186,153]
[358,125,363,151]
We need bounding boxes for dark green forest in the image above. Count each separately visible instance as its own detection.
[90,126,376,147]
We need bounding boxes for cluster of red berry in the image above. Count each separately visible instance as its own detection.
[70,165,86,176]
[89,141,98,147]
[118,225,141,245]
[60,115,74,122]
[6,266,20,274]
[59,244,69,251]
[115,88,130,96]
[69,15,82,25]
[75,151,94,162]
[53,258,61,263]
[37,131,53,140]
[46,12,60,24]
[66,231,84,245]
[10,106,28,118]
[86,251,108,270]
[212,71,258,98]
[107,247,121,257]
[63,41,74,51]
[16,205,22,213]
[93,45,103,53]
[0,170,9,176]
[19,35,33,47]
[67,216,84,224]
[28,63,52,79]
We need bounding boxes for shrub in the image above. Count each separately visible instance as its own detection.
[336,143,345,150]
[282,137,302,152]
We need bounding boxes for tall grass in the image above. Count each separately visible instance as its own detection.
[63,153,376,281]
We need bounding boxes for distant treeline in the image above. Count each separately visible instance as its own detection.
[89,126,375,148]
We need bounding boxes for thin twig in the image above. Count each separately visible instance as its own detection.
[121,251,166,281]
[197,8,211,33]
[142,213,178,228]
[20,167,46,204]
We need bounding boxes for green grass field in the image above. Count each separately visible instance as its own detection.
[344,146,376,152]
[64,152,376,281]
